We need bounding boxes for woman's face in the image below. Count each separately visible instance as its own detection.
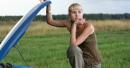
[69,6,83,23]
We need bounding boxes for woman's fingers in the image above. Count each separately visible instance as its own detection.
[74,18,85,24]
[39,0,46,2]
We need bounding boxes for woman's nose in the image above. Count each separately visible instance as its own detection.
[75,12,78,17]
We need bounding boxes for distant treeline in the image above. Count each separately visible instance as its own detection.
[0,13,130,22]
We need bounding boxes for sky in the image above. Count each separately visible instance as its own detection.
[0,0,130,16]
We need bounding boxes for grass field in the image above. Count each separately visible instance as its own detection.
[0,20,130,68]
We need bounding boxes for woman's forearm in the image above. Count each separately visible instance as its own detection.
[46,4,53,25]
[70,23,77,46]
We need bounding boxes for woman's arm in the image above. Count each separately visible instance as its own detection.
[45,1,67,27]
[70,22,94,46]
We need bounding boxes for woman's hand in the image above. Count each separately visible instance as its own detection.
[39,0,46,2]
[39,0,42,2]
[74,18,85,25]
[39,0,51,13]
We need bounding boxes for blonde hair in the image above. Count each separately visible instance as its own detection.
[68,3,82,12]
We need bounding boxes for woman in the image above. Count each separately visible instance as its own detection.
[40,0,101,68]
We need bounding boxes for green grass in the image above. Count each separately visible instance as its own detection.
[3,33,71,68]
[0,20,130,68]
[96,29,130,68]
[2,29,130,68]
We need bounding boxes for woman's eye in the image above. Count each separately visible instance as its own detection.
[72,11,76,14]
[78,11,81,13]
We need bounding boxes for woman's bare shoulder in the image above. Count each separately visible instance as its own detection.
[85,20,94,27]
[84,20,95,32]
